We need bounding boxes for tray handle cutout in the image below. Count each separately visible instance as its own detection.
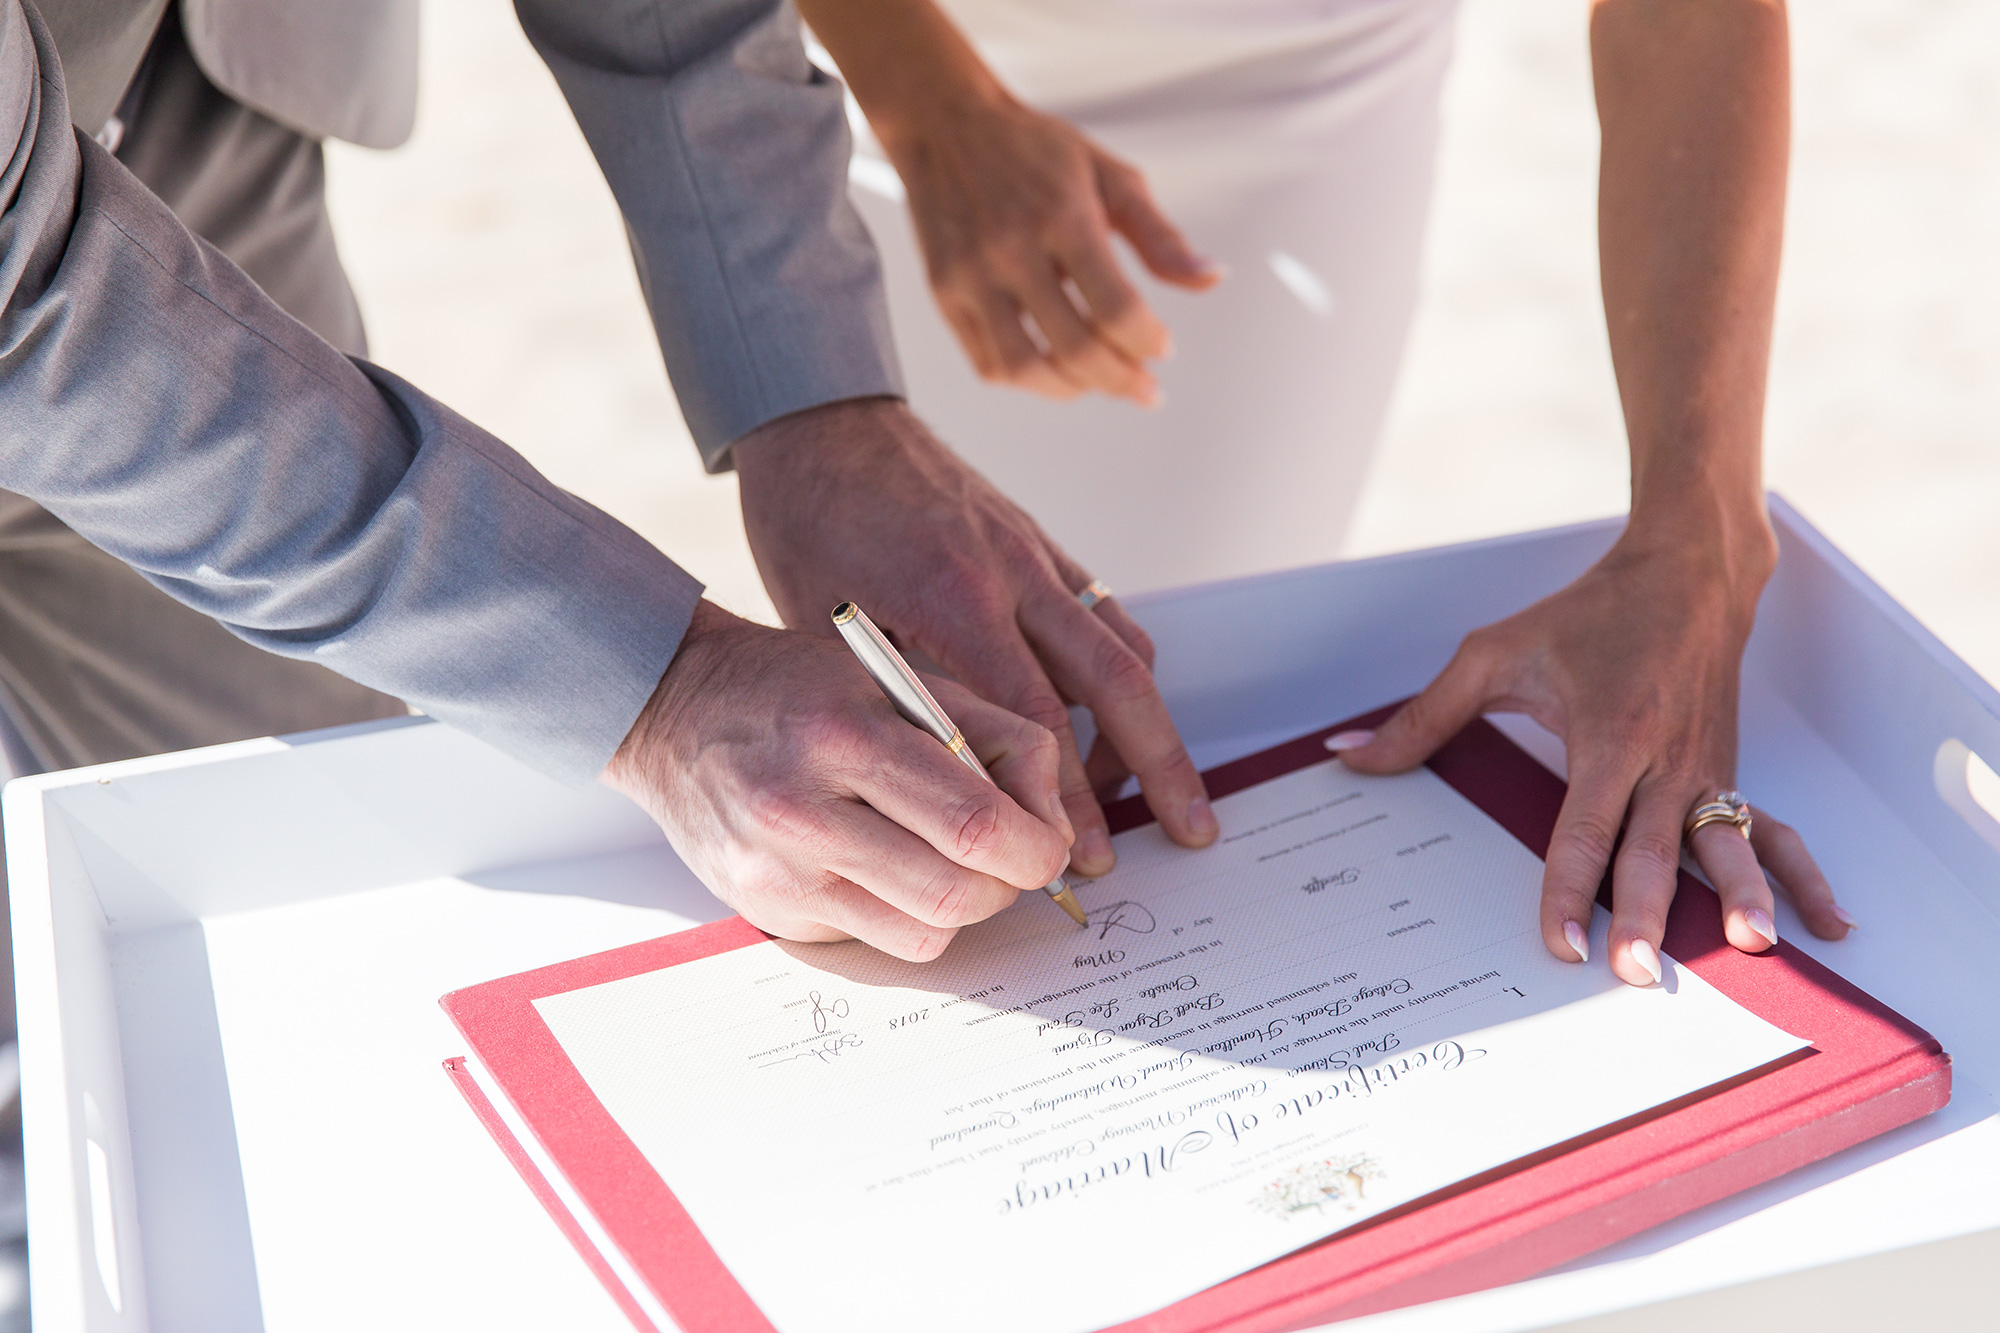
[1934,738,2000,856]
[82,1093,122,1314]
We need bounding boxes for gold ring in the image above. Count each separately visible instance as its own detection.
[1078,579,1113,610]
[1685,789,1752,842]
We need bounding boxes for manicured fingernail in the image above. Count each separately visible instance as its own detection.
[1562,920,1590,963]
[1324,730,1376,753]
[1627,938,1663,986]
[1833,904,1859,930]
[1076,826,1113,873]
[1187,794,1218,840]
[1744,908,1779,948]
[1048,790,1075,843]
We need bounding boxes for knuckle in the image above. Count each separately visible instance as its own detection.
[1010,686,1073,739]
[943,790,1006,865]
[742,786,829,851]
[1090,636,1156,701]
[931,558,1010,622]
[1618,832,1683,882]
[795,702,873,767]
[902,923,957,963]
[991,346,1039,380]
[1558,812,1623,865]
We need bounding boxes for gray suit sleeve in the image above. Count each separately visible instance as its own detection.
[0,0,703,785]
[514,0,903,471]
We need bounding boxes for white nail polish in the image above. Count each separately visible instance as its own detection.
[1323,729,1376,753]
[1627,939,1663,986]
[1744,908,1779,948]
[1562,920,1590,963]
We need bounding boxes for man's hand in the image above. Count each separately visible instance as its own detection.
[733,398,1217,877]
[1336,531,1853,987]
[795,0,1218,405]
[603,601,1073,961]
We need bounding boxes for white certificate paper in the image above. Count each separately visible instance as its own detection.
[535,759,1808,1333]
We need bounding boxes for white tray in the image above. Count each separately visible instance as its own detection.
[11,496,1998,1333]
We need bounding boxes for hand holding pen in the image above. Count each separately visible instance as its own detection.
[834,601,1089,924]
[604,601,1076,961]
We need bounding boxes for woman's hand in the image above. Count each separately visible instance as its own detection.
[1335,529,1854,987]
[883,95,1219,405]
[798,0,1219,405]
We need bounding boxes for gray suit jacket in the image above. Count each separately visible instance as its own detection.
[50,0,417,148]
[0,0,904,782]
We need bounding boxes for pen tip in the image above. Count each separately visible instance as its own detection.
[1050,884,1088,926]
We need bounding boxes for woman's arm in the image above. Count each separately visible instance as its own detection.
[1342,0,1850,986]
[796,0,1219,405]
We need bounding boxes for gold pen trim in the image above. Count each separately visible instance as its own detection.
[831,601,860,626]
[945,730,968,756]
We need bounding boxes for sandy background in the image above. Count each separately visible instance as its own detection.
[324,0,2000,680]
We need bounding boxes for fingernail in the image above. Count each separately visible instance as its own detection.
[1744,908,1779,948]
[1048,790,1075,843]
[1187,794,1219,841]
[1833,903,1859,930]
[1627,938,1663,986]
[1562,920,1590,963]
[1076,826,1114,874]
[1324,730,1376,753]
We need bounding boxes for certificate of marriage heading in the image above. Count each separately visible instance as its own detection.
[533,756,1808,1333]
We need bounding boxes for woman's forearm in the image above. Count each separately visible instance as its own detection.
[796,0,1009,150]
[1591,0,1790,593]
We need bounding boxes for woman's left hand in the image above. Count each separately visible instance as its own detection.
[1334,535,1853,987]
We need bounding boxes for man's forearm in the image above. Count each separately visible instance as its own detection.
[0,0,701,784]
[514,0,904,470]
[1592,0,1789,588]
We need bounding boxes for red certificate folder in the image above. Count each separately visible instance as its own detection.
[440,711,1951,1333]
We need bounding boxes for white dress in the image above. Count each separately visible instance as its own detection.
[844,0,1461,593]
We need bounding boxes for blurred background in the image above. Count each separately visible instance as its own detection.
[323,0,2000,686]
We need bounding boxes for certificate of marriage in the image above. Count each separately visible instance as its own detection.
[532,754,1809,1333]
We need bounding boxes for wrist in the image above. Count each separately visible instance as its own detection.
[1614,488,1777,612]
[868,76,1016,162]
[603,600,741,793]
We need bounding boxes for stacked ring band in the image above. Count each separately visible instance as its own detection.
[1078,579,1114,610]
[1685,789,1753,841]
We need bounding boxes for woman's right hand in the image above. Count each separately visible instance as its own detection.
[882,92,1220,405]
[798,0,1220,405]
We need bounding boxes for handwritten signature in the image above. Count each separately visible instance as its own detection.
[759,1032,865,1068]
[1088,901,1157,941]
[807,990,851,1035]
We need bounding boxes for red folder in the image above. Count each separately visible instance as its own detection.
[440,711,1951,1333]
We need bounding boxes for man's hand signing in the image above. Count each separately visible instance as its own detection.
[733,397,1218,878]
[604,602,1073,961]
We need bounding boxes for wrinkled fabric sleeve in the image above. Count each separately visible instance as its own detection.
[0,0,703,785]
[514,0,903,471]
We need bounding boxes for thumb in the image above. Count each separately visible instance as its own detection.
[1334,647,1494,775]
[1095,152,1221,290]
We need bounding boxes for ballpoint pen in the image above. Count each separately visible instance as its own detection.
[831,601,1089,926]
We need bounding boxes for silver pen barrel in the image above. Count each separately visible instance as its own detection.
[832,602,1087,926]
